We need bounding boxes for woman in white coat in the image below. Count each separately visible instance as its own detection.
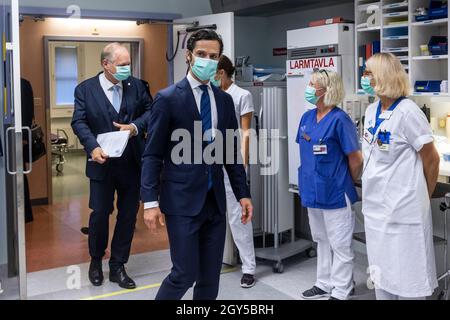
[212,55,257,288]
[361,53,440,300]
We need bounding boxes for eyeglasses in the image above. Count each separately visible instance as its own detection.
[363,70,373,77]
[319,69,329,79]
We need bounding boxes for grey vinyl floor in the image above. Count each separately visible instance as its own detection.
[24,249,376,300]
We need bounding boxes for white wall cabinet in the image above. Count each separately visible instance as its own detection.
[355,0,449,96]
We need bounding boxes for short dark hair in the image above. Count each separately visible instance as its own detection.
[187,29,224,56]
[217,55,235,78]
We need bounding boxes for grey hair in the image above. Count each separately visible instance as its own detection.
[100,42,128,64]
[311,70,345,107]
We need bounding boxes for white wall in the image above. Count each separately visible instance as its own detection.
[234,16,272,66]
[267,2,355,67]
[20,0,212,18]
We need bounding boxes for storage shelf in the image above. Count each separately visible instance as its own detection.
[383,11,408,18]
[382,1,408,10]
[412,55,449,61]
[383,35,409,40]
[383,47,409,52]
[413,92,449,96]
[412,18,449,27]
[357,26,382,32]
[357,1,381,11]
[383,22,409,28]
[355,0,449,95]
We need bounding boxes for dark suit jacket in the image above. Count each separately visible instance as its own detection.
[140,79,151,97]
[21,78,34,129]
[21,78,35,162]
[71,74,153,181]
[141,77,251,216]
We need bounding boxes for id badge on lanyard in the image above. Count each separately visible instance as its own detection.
[366,98,403,147]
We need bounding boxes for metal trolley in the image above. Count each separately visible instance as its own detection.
[51,129,71,174]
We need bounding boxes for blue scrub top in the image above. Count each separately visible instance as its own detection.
[296,107,360,210]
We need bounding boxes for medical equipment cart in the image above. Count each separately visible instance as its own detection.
[238,81,315,273]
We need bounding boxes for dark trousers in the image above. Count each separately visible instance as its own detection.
[88,161,140,271]
[24,174,33,223]
[156,190,226,300]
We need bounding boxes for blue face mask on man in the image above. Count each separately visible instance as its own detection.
[190,54,219,82]
[112,65,131,81]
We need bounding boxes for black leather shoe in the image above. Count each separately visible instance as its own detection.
[89,260,104,287]
[109,266,136,290]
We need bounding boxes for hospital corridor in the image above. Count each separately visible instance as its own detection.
[0,0,450,315]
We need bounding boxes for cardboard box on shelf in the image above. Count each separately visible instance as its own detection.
[309,17,354,27]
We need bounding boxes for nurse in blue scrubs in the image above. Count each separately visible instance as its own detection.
[297,70,363,300]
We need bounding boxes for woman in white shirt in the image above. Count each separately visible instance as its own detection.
[212,55,257,288]
[361,53,440,300]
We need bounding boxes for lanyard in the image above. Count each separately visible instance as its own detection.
[370,97,405,137]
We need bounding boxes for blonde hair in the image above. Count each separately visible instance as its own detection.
[366,53,411,98]
[311,70,345,107]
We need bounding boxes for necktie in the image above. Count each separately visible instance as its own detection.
[111,85,121,113]
[199,85,213,190]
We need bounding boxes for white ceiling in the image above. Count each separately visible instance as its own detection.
[19,0,213,18]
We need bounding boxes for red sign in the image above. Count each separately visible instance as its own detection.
[273,47,287,56]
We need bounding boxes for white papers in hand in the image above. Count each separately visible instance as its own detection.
[96,130,130,158]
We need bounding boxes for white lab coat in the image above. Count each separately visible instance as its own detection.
[223,83,256,275]
[362,98,438,298]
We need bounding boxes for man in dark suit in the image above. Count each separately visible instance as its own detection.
[71,42,152,289]
[21,78,35,223]
[141,29,253,300]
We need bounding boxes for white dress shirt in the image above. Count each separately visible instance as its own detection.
[98,72,138,135]
[186,72,218,132]
[144,72,218,210]
[99,72,123,107]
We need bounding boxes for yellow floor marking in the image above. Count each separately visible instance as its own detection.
[81,266,239,300]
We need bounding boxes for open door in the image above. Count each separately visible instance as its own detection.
[0,0,27,300]
[171,12,237,266]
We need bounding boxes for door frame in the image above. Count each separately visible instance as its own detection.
[1,0,27,300]
[19,6,181,206]
[43,35,145,204]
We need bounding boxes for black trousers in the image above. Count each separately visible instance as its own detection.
[88,161,140,271]
[24,174,33,223]
[156,190,226,300]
